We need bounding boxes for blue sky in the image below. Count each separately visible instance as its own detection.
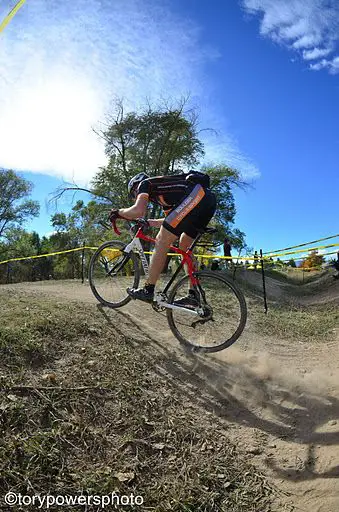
[1,0,339,255]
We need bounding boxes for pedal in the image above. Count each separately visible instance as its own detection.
[152,291,168,312]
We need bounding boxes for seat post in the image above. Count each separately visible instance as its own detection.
[188,232,204,252]
[186,226,217,264]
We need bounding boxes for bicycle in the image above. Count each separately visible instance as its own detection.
[89,217,247,353]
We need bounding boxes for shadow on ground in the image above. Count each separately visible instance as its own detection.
[97,303,339,485]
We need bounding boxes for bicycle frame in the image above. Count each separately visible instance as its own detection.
[92,219,247,351]
[121,222,204,314]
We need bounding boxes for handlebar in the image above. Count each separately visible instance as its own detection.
[110,216,121,235]
[109,216,149,236]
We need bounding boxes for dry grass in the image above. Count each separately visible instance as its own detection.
[249,298,339,341]
[230,267,339,341]
[0,288,275,512]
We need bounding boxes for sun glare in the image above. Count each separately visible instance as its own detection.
[0,76,106,183]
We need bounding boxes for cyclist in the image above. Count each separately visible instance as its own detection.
[109,171,216,305]
[333,251,339,280]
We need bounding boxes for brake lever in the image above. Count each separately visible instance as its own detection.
[111,217,121,235]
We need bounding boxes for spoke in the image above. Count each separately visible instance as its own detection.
[167,272,247,352]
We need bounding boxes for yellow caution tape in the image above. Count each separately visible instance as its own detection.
[2,241,337,268]
[0,247,98,266]
[263,233,339,255]
[0,246,258,266]
[264,242,339,259]
[0,0,27,34]
[278,249,339,264]
[101,248,120,258]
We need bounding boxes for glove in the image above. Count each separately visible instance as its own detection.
[108,209,123,235]
[108,209,120,222]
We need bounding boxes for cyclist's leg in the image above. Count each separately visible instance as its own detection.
[147,227,178,284]
[179,232,196,292]
[128,188,215,303]
[162,188,216,307]
[127,226,177,302]
[174,232,200,308]
[179,233,194,251]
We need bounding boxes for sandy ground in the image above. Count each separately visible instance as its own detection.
[2,278,339,512]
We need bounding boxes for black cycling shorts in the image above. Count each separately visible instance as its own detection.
[162,184,216,238]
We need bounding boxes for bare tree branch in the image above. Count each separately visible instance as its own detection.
[198,127,219,136]
[48,185,113,211]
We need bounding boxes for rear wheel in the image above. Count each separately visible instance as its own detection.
[89,240,140,308]
[167,271,247,353]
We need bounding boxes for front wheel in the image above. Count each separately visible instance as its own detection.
[89,240,140,308]
[167,271,247,353]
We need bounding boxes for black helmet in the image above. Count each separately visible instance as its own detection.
[128,172,149,199]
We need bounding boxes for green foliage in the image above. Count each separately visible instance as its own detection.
[48,200,111,280]
[50,200,108,248]
[92,100,204,210]
[91,102,249,252]
[0,169,39,238]
[1,100,252,283]
[0,229,54,283]
[0,200,112,284]
[201,164,248,250]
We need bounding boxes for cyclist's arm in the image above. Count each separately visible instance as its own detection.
[148,218,164,228]
[118,193,149,220]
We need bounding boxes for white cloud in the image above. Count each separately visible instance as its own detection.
[242,0,339,73]
[328,56,339,73]
[201,132,260,181]
[2,0,257,185]
[309,55,339,72]
[303,47,332,60]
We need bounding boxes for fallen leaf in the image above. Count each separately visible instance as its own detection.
[114,472,135,482]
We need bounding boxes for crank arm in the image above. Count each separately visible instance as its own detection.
[156,300,201,316]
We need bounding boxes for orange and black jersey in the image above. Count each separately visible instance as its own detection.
[136,174,216,238]
[136,175,195,212]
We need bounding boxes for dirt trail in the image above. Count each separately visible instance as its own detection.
[2,279,339,512]
[237,268,339,305]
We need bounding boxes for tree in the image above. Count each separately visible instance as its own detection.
[52,99,250,255]
[0,228,42,283]
[92,104,249,242]
[274,258,285,269]
[200,164,248,248]
[91,99,204,211]
[0,169,39,239]
[49,200,110,279]
[51,200,108,247]
[300,250,325,270]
